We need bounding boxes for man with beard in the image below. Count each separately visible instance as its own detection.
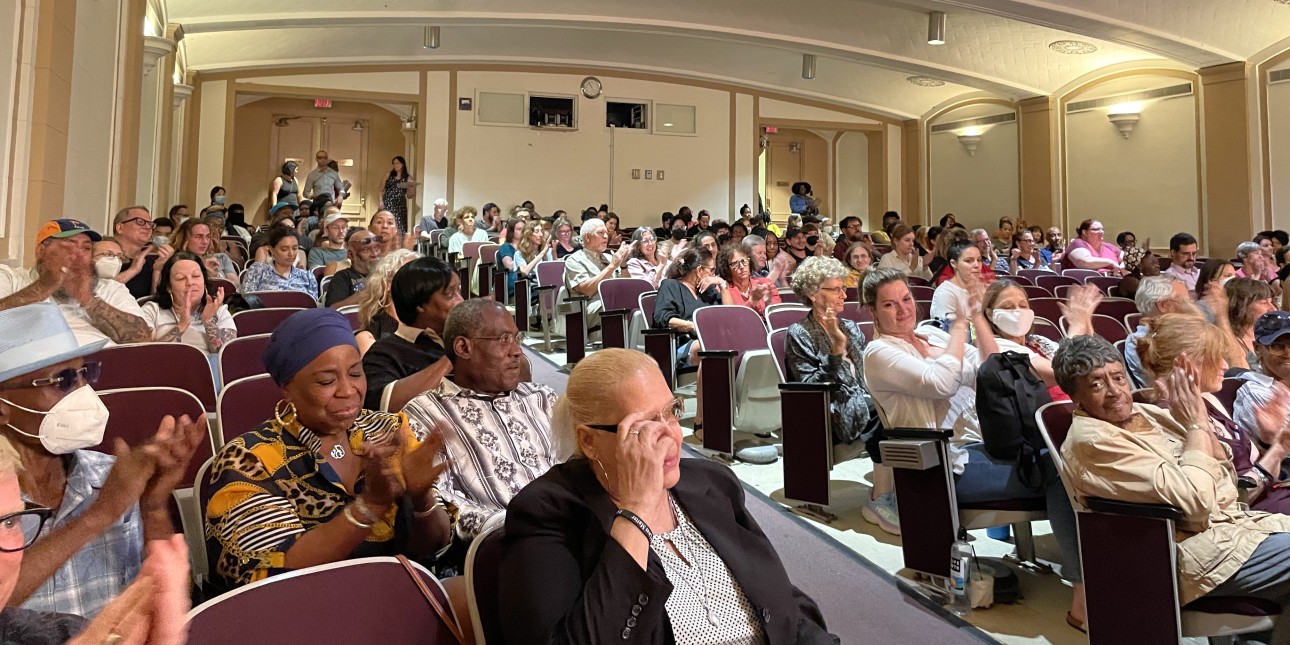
[0,220,151,345]
[324,227,384,308]
[404,299,557,541]
[1164,232,1201,293]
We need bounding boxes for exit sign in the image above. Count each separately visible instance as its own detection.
[764,126,778,134]
[314,99,332,108]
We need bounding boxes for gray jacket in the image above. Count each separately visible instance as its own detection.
[784,311,873,444]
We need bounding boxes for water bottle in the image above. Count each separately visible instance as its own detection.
[948,527,975,616]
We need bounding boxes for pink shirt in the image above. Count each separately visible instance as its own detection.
[727,277,781,316]
[1065,238,1121,273]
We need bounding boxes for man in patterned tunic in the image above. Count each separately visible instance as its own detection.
[405,299,558,541]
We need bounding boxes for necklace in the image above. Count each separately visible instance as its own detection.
[329,443,346,459]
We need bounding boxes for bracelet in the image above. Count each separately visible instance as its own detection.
[342,504,374,530]
[353,496,382,525]
[614,509,653,540]
[414,488,443,518]
[1255,464,1279,483]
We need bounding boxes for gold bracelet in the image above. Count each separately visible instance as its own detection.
[414,488,443,518]
[342,504,374,530]
[352,496,382,524]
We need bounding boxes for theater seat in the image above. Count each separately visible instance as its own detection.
[465,518,506,645]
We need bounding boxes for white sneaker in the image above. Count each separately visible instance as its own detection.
[861,492,902,536]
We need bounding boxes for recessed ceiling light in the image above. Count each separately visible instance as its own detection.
[1049,40,1098,55]
[906,75,946,87]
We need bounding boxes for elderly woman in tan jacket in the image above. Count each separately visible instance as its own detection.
[1053,334,1290,639]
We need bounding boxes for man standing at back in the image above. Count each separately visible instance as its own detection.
[303,150,332,201]
[404,299,558,540]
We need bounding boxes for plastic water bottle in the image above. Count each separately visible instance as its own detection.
[948,527,975,616]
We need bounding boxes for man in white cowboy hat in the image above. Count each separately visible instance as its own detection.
[0,303,205,618]
[0,219,152,346]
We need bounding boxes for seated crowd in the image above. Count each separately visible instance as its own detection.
[8,189,1290,644]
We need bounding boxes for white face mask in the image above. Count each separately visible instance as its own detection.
[1219,276,1234,287]
[991,308,1035,338]
[2,386,108,454]
[94,256,122,279]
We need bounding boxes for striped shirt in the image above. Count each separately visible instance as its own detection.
[404,382,558,540]
[21,450,143,618]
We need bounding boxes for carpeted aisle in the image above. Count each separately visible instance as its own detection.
[523,347,996,644]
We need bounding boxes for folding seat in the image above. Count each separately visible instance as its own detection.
[1006,274,1034,286]
[1095,297,1138,323]
[1035,274,1080,294]
[462,240,492,296]
[1062,313,1128,343]
[598,278,653,350]
[1017,268,1050,283]
[1037,402,1278,642]
[217,333,271,386]
[1061,268,1102,283]
[465,519,506,645]
[232,307,303,337]
[245,290,317,309]
[89,343,218,412]
[1086,275,1121,295]
[216,374,280,446]
[766,306,809,331]
[693,305,778,455]
[1028,298,1065,325]
[1031,317,1064,343]
[1021,284,1052,300]
[475,243,501,298]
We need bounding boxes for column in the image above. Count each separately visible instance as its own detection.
[1199,62,1256,257]
[1018,96,1058,230]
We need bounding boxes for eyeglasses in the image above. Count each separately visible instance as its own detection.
[0,505,54,552]
[316,156,328,161]
[585,397,685,432]
[818,286,846,295]
[354,236,385,246]
[93,252,123,260]
[120,218,155,229]
[0,362,100,393]
[729,259,750,269]
[473,332,523,346]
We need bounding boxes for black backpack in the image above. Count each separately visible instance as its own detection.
[976,351,1052,490]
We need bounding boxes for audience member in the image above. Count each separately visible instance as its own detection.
[742,234,770,280]
[324,228,383,309]
[308,213,350,269]
[1064,219,1122,275]
[0,435,193,643]
[111,206,169,298]
[362,257,462,412]
[205,308,453,591]
[1138,313,1290,515]
[1195,259,1237,320]
[991,216,1015,249]
[763,229,781,265]
[997,230,1049,275]
[91,239,124,281]
[1226,277,1277,372]
[981,279,1064,393]
[625,228,676,288]
[877,224,931,280]
[354,250,419,356]
[447,208,489,256]
[831,217,866,263]
[241,228,318,298]
[151,218,175,243]
[1042,226,1064,264]
[0,219,151,345]
[168,219,239,288]
[693,231,719,258]
[1236,312,1290,442]
[0,303,204,617]
[498,218,541,299]
[717,243,779,317]
[404,300,558,541]
[1164,232,1201,291]
[199,185,227,218]
[770,227,808,288]
[499,348,837,645]
[604,213,623,247]
[1125,275,1195,387]
[939,213,958,228]
[729,221,748,246]
[141,252,235,353]
[786,257,878,466]
[917,226,936,257]
[563,219,631,330]
[969,228,999,283]
[653,248,720,370]
[930,241,981,321]
[1115,230,1137,253]
[1054,334,1290,642]
[552,219,580,259]
[1237,241,1284,300]
[843,242,873,289]
[418,198,449,232]
[929,226,970,285]
[789,181,818,216]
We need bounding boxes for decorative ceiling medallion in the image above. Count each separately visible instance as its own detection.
[906,75,946,87]
[1049,40,1098,55]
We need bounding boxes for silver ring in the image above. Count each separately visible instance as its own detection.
[629,430,642,437]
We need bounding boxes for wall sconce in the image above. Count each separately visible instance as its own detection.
[401,116,417,131]
[351,120,366,132]
[142,36,177,74]
[802,54,816,80]
[171,83,193,108]
[423,26,440,49]
[957,134,982,156]
[1107,112,1140,139]
[927,11,946,45]
[789,142,801,153]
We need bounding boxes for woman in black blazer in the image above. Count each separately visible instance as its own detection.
[500,348,837,645]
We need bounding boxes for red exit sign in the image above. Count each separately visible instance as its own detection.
[314,99,332,108]
[764,126,778,133]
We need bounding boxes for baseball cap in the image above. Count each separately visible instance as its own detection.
[1254,311,1290,346]
[324,213,347,228]
[35,219,102,246]
[270,201,296,216]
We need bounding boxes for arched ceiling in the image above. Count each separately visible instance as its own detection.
[165,0,1290,119]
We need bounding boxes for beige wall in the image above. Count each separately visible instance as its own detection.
[834,131,869,222]
[65,0,125,226]
[1065,91,1199,248]
[1269,79,1290,230]
[228,97,405,224]
[927,104,1020,232]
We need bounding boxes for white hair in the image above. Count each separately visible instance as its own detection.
[1135,274,1182,317]
[579,218,606,238]
[433,198,449,207]
[1236,242,1261,260]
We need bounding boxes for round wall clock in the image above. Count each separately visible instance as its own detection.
[580,76,603,99]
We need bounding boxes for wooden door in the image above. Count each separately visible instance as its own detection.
[767,140,805,218]
[324,120,368,223]
[269,117,316,213]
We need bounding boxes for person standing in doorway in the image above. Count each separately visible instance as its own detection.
[379,155,417,235]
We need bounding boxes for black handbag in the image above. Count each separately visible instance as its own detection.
[976,351,1052,490]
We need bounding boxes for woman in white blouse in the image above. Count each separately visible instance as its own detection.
[863,267,1085,631]
[141,251,237,353]
[624,228,678,288]
[929,240,982,321]
[876,224,932,280]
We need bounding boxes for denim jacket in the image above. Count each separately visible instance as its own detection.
[784,311,872,444]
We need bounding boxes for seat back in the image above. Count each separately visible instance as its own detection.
[693,305,770,364]
[245,290,317,309]
[766,306,809,331]
[479,243,501,266]
[839,302,871,324]
[1053,284,1079,300]
[465,522,506,645]
[1028,298,1064,325]
[777,289,798,304]
[1021,284,1052,300]
[1086,275,1121,295]
[1215,377,1243,412]
[187,557,461,645]
[1062,268,1103,283]
[1017,268,1050,282]
[598,278,653,311]
[89,343,218,411]
[1031,317,1063,342]
[96,387,212,487]
[209,278,237,298]
[1035,274,1079,293]
[768,328,789,381]
[535,260,567,313]
[908,284,936,300]
[1089,313,1129,343]
[218,333,271,386]
[1125,312,1144,331]
[216,374,280,445]
[1095,297,1138,322]
[638,291,658,326]
[1006,274,1034,286]
[232,307,303,336]
[856,321,875,342]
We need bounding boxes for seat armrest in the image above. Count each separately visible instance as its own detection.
[778,381,837,392]
[883,427,954,441]
[565,295,590,302]
[1083,496,1185,521]
[1237,476,1258,490]
[601,308,631,317]
[698,350,738,359]
[533,284,558,292]
[642,328,687,337]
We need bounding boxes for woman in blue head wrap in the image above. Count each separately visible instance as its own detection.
[203,308,454,592]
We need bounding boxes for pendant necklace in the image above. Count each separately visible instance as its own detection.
[330,443,346,459]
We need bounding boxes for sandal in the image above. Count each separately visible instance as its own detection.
[1066,612,1087,634]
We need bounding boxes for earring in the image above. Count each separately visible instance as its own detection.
[594,457,611,482]
[273,400,296,425]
